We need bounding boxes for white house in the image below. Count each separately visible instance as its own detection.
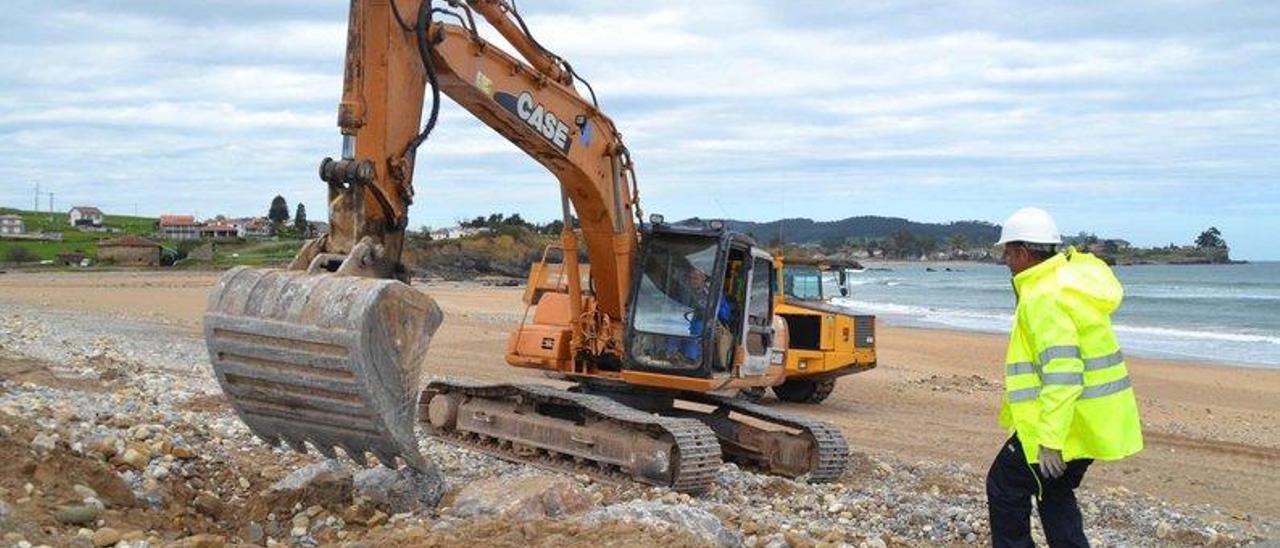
[69,206,104,227]
[229,217,274,238]
[429,226,487,240]
[0,215,24,235]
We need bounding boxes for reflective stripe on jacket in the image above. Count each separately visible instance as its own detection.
[1000,247,1144,464]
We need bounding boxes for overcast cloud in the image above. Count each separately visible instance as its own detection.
[1,1,1277,258]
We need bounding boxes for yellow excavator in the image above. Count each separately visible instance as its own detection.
[204,0,847,493]
[766,258,877,403]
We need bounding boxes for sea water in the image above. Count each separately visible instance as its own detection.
[833,261,1280,368]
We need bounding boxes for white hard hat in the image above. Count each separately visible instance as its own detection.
[997,207,1062,246]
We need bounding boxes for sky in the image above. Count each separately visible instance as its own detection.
[1,1,1277,259]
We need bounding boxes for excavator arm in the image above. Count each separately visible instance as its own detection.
[205,0,641,469]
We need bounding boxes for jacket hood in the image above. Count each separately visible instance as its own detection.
[1015,247,1124,314]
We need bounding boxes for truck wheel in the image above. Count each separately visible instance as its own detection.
[773,379,836,403]
[737,387,767,403]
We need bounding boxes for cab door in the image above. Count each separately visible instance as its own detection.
[739,249,779,377]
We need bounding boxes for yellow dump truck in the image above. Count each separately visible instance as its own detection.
[767,257,877,403]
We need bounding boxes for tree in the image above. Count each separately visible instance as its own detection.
[294,203,308,235]
[268,195,290,224]
[1195,227,1224,248]
[946,233,970,253]
[890,229,917,259]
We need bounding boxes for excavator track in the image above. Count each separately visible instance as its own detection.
[420,380,722,493]
[679,393,850,483]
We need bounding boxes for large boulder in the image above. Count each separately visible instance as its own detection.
[445,474,592,520]
[583,500,743,548]
[354,464,446,513]
[264,460,353,510]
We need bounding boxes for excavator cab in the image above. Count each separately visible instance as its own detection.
[625,219,780,379]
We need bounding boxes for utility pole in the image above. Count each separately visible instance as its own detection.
[48,192,55,223]
[34,183,39,212]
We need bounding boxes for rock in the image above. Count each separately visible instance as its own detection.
[965,532,978,543]
[760,533,787,548]
[73,485,100,501]
[0,500,10,527]
[162,534,225,548]
[192,494,225,518]
[169,444,195,460]
[31,433,57,456]
[121,448,149,470]
[92,527,122,547]
[583,500,743,548]
[243,522,265,544]
[85,434,121,459]
[55,504,101,525]
[353,465,446,513]
[783,530,815,548]
[1156,521,1172,539]
[864,537,888,548]
[447,474,593,521]
[265,460,353,509]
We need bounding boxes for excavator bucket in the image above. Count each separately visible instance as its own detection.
[203,266,443,470]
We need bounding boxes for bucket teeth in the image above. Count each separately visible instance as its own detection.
[344,445,369,467]
[285,436,308,454]
[316,444,338,459]
[205,267,443,472]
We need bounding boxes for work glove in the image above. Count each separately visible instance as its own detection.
[1038,446,1066,479]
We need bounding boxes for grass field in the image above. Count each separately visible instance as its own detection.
[0,207,303,266]
[0,208,158,261]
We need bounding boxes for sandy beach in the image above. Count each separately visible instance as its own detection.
[2,269,1274,522]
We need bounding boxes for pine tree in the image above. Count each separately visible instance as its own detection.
[268,195,289,224]
[294,203,308,235]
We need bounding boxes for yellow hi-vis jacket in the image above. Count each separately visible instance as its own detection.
[1000,247,1143,464]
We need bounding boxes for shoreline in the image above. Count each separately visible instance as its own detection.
[867,313,1276,370]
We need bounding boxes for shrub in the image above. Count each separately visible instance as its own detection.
[5,245,38,263]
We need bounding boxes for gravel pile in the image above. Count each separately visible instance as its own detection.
[0,305,1275,547]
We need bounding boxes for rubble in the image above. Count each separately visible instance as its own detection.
[446,474,594,520]
[263,459,354,511]
[0,302,1275,547]
[584,500,743,548]
[353,465,446,513]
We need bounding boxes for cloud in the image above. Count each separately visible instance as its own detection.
[0,1,1276,258]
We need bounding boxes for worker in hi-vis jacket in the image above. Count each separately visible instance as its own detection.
[987,207,1144,547]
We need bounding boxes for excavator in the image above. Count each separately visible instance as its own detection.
[203,0,848,494]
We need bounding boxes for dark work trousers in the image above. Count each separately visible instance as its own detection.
[986,435,1093,548]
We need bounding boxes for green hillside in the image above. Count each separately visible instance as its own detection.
[0,208,160,262]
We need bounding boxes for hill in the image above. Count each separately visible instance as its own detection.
[718,216,1000,247]
[0,208,158,263]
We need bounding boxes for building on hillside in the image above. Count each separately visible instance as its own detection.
[230,217,274,238]
[99,236,162,266]
[69,206,104,227]
[157,215,200,240]
[200,221,240,240]
[429,226,486,240]
[0,215,24,235]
